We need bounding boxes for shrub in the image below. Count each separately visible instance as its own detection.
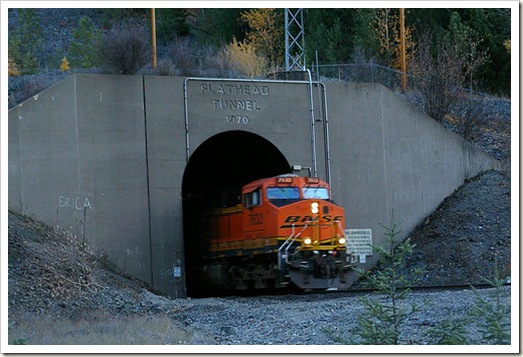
[350,216,424,344]
[217,38,268,78]
[156,59,175,76]
[60,57,71,71]
[162,38,218,77]
[169,37,195,76]
[8,57,20,76]
[470,259,511,344]
[99,26,149,75]
[425,317,469,344]
[20,77,48,102]
[410,25,488,124]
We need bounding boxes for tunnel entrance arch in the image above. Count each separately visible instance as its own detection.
[181,130,292,295]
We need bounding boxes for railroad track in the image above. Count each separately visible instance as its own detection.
[217,281,511,302]
[344,281,511,294]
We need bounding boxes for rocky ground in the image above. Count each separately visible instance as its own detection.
[6,8,513,348]
[6,206,513,347]
[398,170,511,287]
[6,208,513,347]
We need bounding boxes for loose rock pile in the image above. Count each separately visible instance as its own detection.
[397,170,511,287]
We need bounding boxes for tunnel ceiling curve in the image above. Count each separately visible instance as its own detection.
[182,130,292,198]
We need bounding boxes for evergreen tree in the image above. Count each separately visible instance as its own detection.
[425,318,470,345]
[68,16,101,68]
[8,9,42,74]
[351,218,424,345]
[305,9,357,64]
[443,11,489,92]
[469,8,511,95]
[470,259,511,344]
[409,8,509,95]
[192,9,246,47]
[156,8,193,40]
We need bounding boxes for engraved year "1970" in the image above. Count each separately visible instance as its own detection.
[225,115,249,125]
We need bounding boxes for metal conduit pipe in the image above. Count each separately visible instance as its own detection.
[306,69,318,178]
[313,56,333,193]
[319,82,333,192]
[183,78,191,162]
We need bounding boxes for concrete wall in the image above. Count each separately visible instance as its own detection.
[8,74,501,297]
[183,78,317,169]
[142,76,187,296]
[327,82,500,272]
[9,75,154,287]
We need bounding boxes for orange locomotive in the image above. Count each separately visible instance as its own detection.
[186,174,352,292]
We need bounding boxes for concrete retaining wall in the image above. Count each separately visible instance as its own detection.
[327,82,500,271]
[8,74,501,297]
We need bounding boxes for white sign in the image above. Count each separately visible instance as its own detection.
[345,229,373,256]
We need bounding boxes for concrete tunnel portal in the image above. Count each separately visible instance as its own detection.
[8,74,503,297]
[181,130,292,295]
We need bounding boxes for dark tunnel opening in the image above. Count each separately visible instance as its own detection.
[181,131,292,296]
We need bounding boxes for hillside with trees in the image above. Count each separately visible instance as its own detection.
[7,8,512,147]
[8,8,511,91]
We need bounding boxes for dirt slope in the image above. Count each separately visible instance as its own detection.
[399,169,511,286]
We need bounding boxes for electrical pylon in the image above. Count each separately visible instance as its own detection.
[284,9,305,71]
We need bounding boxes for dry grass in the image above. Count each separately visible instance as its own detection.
[9,312,194,345]
[217,38,268,78]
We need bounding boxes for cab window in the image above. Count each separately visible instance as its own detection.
[302,187,330,200]
[266,187,300,200]
[266,187,301,207]
[243,188,261,208]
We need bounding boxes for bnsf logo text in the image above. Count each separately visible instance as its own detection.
[283,215,342,224]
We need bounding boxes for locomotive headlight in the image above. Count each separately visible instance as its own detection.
[338,237,347,245]
[303,238,312,245]
[311,202,319,214]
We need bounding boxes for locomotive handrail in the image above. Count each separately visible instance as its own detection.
[278,223,309,270]
[278,229,294,253]
[335,221,345,237]
[278,223,309,252]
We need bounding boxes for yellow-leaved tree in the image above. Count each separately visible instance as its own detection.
[60,57,71,71]
[240,8,284,69]
[373,8,414,70]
